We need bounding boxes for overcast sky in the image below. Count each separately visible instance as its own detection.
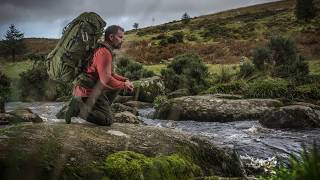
[0,0,279,39]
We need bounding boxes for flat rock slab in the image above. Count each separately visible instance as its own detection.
[155,95,282,122]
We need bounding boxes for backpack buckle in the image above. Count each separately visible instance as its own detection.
[82,31,88,42]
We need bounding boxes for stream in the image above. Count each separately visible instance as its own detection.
[5,101,320,172]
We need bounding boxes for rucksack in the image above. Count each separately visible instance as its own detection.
[46,12,106,85]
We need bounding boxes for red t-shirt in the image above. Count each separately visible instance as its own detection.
[73,47,127,97]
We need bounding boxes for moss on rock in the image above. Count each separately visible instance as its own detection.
[103,151,201,180]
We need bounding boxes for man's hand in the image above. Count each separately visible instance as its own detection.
[124,80,134,92]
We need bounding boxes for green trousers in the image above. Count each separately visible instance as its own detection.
[57,90,119,126]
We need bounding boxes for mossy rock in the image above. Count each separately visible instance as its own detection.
[111,103,138,116]
[103,151,201,180]
[113,111,141,124]
[1,108,43,124]
[133,76,165,103]
[0,123,244,179]
[167,88,190,99]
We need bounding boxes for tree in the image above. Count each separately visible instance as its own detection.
[133,22,139,30]
[181,12,191,24]
[295,0,317,21]
[2,24,26,60]
[0,71,10,113]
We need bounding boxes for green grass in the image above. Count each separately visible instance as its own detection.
[309,59,320,75]
[0,60,33,79]
[207,64,239,75]
[0,60,33,101]
[144,63,239,76]
[144,64,166,75]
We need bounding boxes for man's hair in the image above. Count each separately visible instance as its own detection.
[104,25,124,41]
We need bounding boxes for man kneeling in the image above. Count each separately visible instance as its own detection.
[61,25,133,125]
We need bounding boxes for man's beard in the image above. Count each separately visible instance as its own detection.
[113,43,122,49]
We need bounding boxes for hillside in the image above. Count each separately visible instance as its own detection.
[23,38,58,55]
[1,0,319,64]
[0,38,58,62]
[122,0,320,64]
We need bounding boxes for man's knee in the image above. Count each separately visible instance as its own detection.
[86,111,113,126]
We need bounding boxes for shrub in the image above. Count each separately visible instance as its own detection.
[172,32,184,43]
[159,39,168,46]
[136,31,146,36]
[201,24,231,39]
[287,56,309,83]
[152,34,167,40]
[0,71,11,101]
[186,34,198,41]
[295,0,317,22]
[252,47,272,71]
[167,36,178,44]
[239,62,256,78]
[18,62,49,101]
[161,54,208,95]
[245,78,289,99]
[252,36,310,80]
[213,65,234,83]
[296,83,320,100]
[206,80,248,95]
[116,57,155,80]
[0,71,10,112]
[268,36,297,67]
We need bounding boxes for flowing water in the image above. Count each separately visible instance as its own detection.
[5,102,320,172]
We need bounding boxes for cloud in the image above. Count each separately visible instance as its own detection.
[0,0,280,38]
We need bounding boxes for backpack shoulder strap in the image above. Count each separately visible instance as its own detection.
[85,42,114,68]
[98,41,114,58]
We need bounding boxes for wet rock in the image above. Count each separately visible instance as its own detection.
[113,111,141,124]
[111,103,138,116]
[154,95,282,122]
[114,96,134,104]
[1,108,43,124]
[212,93,244,100]
[0,123,244,179]
[260,105,320,129]
[133,76,165,102]
[0,113,15,125]
[124,101,153,109]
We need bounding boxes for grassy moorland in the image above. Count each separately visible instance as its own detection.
[1,0,320,102]
[122,0,320,64]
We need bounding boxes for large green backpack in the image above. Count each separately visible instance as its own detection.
[46,12,106,85]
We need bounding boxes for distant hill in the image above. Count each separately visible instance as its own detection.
[122,0,320,64]
[23,38,58,55]
[1,0,319,64]
[0,38,58,62]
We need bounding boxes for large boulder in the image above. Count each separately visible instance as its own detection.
[0,123,244,179]
[260,105,320,129]
[133,76,165,102]
[0,108,43,124]
[154,95,282,122]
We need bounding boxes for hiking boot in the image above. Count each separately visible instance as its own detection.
[65,97,80,124]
